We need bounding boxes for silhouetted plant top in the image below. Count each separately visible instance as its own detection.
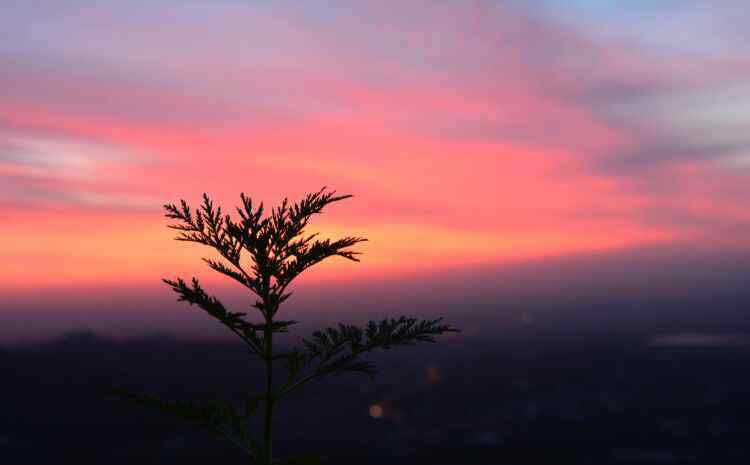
[164,188,364,317]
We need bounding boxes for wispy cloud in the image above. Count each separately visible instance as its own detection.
[0,0,748,291]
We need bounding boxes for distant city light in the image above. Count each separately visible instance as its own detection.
[369,404,384,419]
[425,363,442,384]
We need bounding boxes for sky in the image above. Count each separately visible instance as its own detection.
[2,1,749,340]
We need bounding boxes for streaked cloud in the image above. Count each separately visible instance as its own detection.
[0,0,748,294]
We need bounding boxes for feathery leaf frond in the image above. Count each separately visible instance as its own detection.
[110,389,259,457]
[283,317,459,389]
[162,277,265,354]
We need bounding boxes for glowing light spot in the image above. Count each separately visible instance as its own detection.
[425,363,442,384]
[369,404,384,419]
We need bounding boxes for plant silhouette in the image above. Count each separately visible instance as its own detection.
[115,188,458,464]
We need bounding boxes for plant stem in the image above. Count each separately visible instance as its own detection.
[263,318,274,465]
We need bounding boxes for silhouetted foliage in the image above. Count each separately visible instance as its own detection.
[114,188,458,464]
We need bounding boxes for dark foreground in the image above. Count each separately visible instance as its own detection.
[2,331,749,464]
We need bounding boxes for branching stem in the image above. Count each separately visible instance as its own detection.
[263,305,275,465]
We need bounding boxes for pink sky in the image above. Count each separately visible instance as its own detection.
[2,1,750,306]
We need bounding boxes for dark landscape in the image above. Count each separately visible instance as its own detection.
[4,247,750,463]
[4,327,750,464]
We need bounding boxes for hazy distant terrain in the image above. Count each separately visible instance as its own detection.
[4,245,750,343]
[4,247,750,463]
[3,331,750,464]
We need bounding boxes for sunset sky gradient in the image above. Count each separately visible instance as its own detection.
[2,1,750,339]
